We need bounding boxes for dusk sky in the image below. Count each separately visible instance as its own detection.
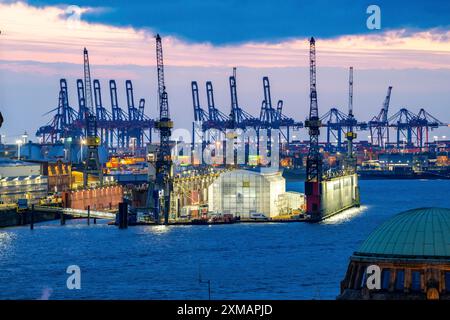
[0,0,449,142]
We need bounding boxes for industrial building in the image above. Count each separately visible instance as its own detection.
[0,158,48,204]
[0,158,41,178]
[208,169,303,218]
[0,175,48,204]
[339,207,450,300]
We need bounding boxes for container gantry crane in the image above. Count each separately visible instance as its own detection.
[368,86,392,148]
[191,81,209,144]
[320,67,366,151]
[228,68,259,129]
[205,81,229,129]
[93,79,112,147]
[415,108,446,149]
[36,79,81,143]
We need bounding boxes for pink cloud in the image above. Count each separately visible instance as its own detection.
[0,2,449,70]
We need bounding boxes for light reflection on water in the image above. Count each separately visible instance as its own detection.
[322,205,369,225]
[0,232,15,256]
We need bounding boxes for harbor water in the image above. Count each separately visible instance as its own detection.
[0,180,449,300]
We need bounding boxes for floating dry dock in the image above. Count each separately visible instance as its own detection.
[305,171,360,222]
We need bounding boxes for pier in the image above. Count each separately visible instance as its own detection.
[0,204,115,228]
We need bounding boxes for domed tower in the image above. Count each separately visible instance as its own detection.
[339,208,450,300]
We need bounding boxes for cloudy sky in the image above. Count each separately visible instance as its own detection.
[0,0,449,142]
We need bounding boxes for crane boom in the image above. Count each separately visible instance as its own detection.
[348,67,353,117]
[82,47,102,187]
[156,34,169,119]
[206,81,216,121]
[83,48,94,115]
[382,86,393,123]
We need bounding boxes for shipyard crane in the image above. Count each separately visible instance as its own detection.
[82,48,102,187]
[368,86,392,148]
[152,34,173,225]
[345,67,357,169]
[305,37,322,219]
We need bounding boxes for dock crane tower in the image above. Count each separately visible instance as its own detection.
[305,37,322,220]
[152,34,173,225]
[82,48,102,187]
[345,67,357,170]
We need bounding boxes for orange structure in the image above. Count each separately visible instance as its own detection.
[62,186,123,211]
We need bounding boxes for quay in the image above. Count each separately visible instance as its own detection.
[0,204,115,228]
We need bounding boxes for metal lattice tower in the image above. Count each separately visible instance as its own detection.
[348,67,354,118]
[154,34,173,225]
[304,37,323,220]
[305,37,322,182]
[346,67,357,169]
[83,48,94,116]
[82,48,102,187]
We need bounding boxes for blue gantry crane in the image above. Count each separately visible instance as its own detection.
[368,86,393,149]
[320,67,366,151]
[36,50,155,154]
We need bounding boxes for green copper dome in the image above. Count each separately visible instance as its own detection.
[355,208,450,260]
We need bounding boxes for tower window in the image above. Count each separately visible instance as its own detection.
[445,272,450,292]
[411,271,421,292]
[395,269,405,291]
[381,269,391,290]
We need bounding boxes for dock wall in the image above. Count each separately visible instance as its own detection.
[320,173,359,218]
[0,209,59,228]
[62,186,123,211]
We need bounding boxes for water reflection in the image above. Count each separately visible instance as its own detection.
[322,205,368,225]
[0,232,15,256]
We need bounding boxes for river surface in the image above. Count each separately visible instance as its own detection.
[0,180,449,300]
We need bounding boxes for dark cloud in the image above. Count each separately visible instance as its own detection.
[26,0,450,45]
